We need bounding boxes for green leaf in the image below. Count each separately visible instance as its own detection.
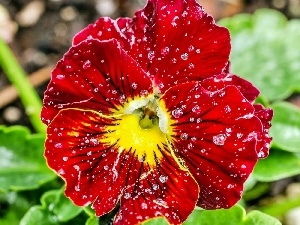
[52,188,83,222]
[0,192,34,225]
[219,9,300,101]
[20,188,82,224]
[0,126,56,192]
[253,149,300,181]
[143,205,281,225]
[85,216,99,225]
[20,206,59,225]
[270,102,300,152]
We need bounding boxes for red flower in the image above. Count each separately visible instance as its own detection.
[42,0,273,224]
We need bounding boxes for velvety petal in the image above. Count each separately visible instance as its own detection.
[254,104,273,158]
[200,73,260,102]
[42,39,152,125]
[129,0,230,93]
[45,109,135,215]
[73,17,131,46]
[114,150,199,225]
[159,82,262,209]
[72,0,230,94]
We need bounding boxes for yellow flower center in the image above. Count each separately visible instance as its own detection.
[106,113,167,166]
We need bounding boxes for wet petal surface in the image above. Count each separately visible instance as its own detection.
[159,82,262,209]
[71,0,230,94]
[114,151,199,225]
[45,108,199,223]
[201,73,260,103]
[42,39,153,124]
[129,0,230,93]
[254,104,273,158]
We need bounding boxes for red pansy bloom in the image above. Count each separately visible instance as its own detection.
[41,0,273,224]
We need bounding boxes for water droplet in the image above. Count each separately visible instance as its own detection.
[73,165,80,172]
[140,90,148,96]
[213,134,226,146]
[65,65,73,72]
[75,185,80,191]
[159,175,168,183]
[56,74,65,79]
[171,58,177,63]
[161,47,170,56]
[192,105,201,113]
[124,193,131,199]
[152,184,159,190]
[225,105,231,113]
[104,165,109,170]
[131,82,138,89]
[188,45,194,52]
[180,133,188,140]
[189,117,194,122]
[188,63,195,69]
[62,156,68,161]
[196,49,201,53]
[94,88,98,92]
[148,51,155,60]
[181,53,189,60]
[83,60,91,69]
[172,108,183,118]
[58,169,65,175]
[141,203,148,209]
[55,143,63,148]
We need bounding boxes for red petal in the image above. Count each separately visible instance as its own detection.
[41,39,152,125]
[46,109,124,214]
[200,73,260,102]
[254,104,273,158]
[46,108,199,223]
[159,82,262,209]
[73,17,131,46]
[72,0,230,94]
[130,0,230,93]
[114,150,199,225]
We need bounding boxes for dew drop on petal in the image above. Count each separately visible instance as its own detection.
[124,193,131,199]
[171,58,177,63]
[131,82,138,89]
[196,49,201,53]
[141,203,148,209]
[83,60,91,70]
[225,105,231,113]
[140,90,148,96]
[172,108,183,118]
[180,133,188,140]
[65,65,73,72]
[159,175,168,183]
[188,63,195,69]
[56,74,65,79]
[161,46,170,56]
[181,53,189,60]
[62,156,68,161]
[213,134,226,146]
[188,45,194,52]
[73,165,80,171]
[148,51,155,60]
[55,142,63,148]
[192,105,201,113]
[153,184,159,190]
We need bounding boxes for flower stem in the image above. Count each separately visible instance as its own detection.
[0,38,46,133]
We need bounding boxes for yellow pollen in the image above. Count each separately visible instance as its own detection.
[105,114,167,166]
